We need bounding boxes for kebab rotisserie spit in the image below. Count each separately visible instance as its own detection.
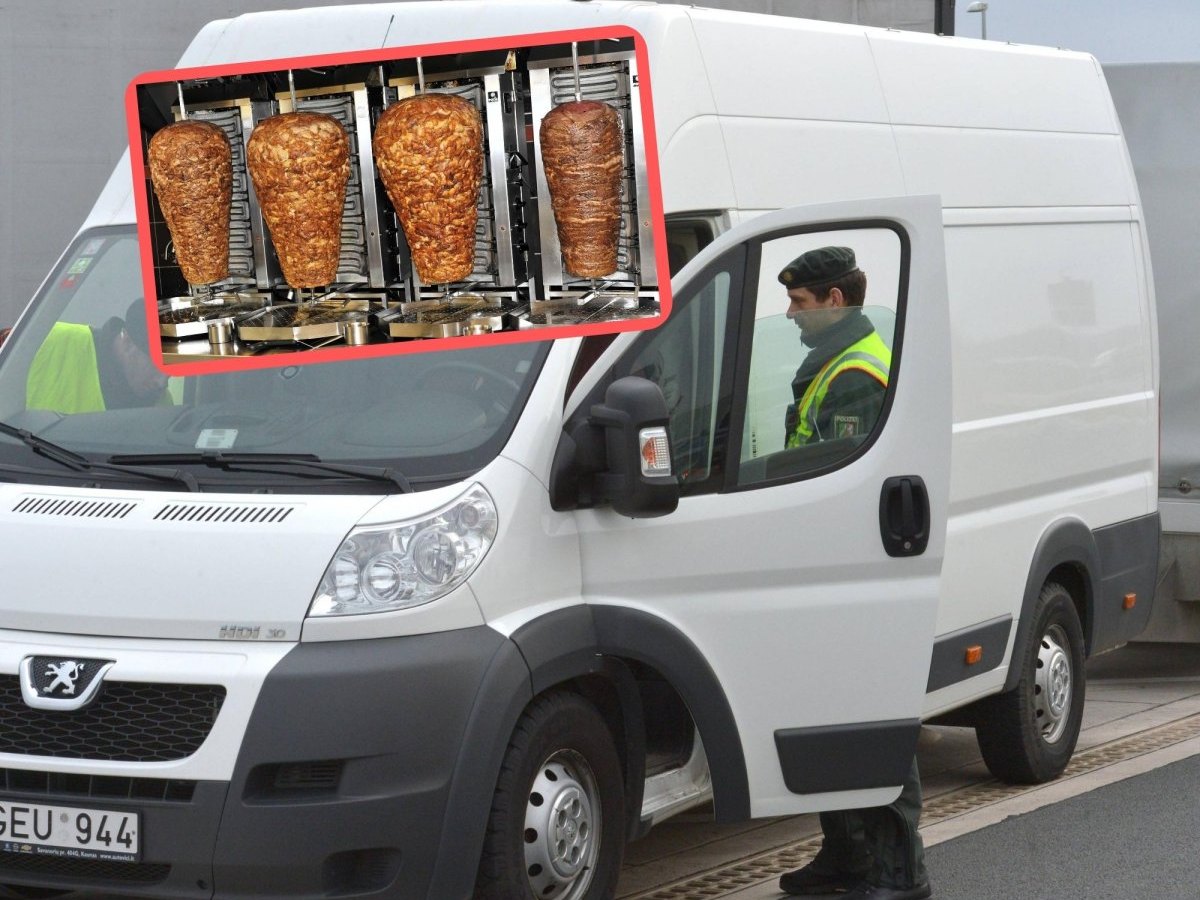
[373,92,484,285]
[246,111,350,289]
[539,99,623,279]
[147,120,233,285]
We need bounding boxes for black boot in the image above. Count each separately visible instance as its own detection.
[778,861,862,896]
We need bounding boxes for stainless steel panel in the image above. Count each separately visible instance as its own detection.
[484,72,516,286]
[354,88,386,287]
[627,57,658,290]
[528,68,561,290]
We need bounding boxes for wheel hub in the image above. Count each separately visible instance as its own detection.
[523,752,601,900]
[1035,625,1072,744]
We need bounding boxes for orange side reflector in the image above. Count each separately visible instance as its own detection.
[964,645,983,665]
[1124,593,1137,610]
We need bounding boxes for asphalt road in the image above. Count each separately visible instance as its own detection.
[927,753,1200,899]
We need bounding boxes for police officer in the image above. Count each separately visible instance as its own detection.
[778,246,890,449]
[776,247,931,900]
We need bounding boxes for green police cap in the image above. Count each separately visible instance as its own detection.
[778,246,858,288]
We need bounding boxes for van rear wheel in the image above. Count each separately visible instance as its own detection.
[475,691,625,900]
[975,582,1085,784]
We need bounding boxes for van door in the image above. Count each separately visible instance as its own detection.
[572,195,951,818]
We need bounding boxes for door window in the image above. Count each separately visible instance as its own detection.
[611,252,740,494]
[737,227,905,487]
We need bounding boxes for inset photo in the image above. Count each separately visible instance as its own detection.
[126,27,668,375]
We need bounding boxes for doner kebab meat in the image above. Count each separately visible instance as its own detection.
[373,93,483,284]
[539,100,622,278]
[247,112,350,288]
[147,120,232,285]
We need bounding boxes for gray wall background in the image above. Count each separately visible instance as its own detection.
[0,0,937,325]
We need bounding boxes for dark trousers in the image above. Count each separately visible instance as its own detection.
[811,758,927,890]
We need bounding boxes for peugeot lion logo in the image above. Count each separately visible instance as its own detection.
[44,661,83,694]
[19,656,115,711]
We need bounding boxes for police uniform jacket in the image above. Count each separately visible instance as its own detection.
[785,308,889,446]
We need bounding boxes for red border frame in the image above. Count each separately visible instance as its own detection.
[125,25,670,376]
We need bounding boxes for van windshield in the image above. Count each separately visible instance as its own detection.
[0,227,548,493]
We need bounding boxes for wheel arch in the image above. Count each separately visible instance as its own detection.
[512,605,751,825]
[589,605,751,823]
[1004,518,1099,693]
[511,604,649,844]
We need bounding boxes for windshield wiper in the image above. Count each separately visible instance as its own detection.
[107,451,413,493]
[0,421,200,492]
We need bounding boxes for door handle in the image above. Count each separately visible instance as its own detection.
[879,476,930,557]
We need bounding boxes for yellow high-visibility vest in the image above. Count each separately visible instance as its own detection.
[26,323,106,414]
[788,331,891,447]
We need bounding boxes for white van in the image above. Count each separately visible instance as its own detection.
[0,4,1158,899]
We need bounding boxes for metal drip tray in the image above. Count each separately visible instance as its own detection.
[526,294,656,328]
[237,301,371,343]
[159,295,264,338]
[375,295,511,338]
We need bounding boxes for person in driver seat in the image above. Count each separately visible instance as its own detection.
[26,298,170,414]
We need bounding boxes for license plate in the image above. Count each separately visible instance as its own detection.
[0,800,139,862]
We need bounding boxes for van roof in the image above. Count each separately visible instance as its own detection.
[85,1,1109,233]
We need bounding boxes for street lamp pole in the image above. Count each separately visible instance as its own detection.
[967,1,989,39]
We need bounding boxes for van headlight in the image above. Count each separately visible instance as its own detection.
[309,484,497,616]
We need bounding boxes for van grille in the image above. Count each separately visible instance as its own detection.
[0,677,225,762]
[0,768,196,803]
[0,850,170,885]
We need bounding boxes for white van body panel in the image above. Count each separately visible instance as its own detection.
[0,484,382,641]
[678,12,1155,714]
[869,34,1119,134]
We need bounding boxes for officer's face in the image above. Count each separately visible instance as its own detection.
[786,286,844,336]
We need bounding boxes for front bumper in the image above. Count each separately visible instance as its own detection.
[0,626,520,900]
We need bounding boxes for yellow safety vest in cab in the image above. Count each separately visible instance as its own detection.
[26,322,107,414]
[788,331,891,447]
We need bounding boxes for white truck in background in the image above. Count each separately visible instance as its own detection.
[1105,63,1200,642]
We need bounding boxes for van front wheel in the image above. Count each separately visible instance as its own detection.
[475,691,625,900]
[975,582,1085,784]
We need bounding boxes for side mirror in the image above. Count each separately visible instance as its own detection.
[550,376,680,518]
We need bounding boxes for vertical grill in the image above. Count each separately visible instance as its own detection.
[429,80,499,283]
[186,106,257,289]
[549,65,639,278]
[385,76,503,294]
[532,55,656,296]
[293,93,371,283]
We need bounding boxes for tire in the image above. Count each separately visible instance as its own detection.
[975,581,1086,784]
[475,691,626,900]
